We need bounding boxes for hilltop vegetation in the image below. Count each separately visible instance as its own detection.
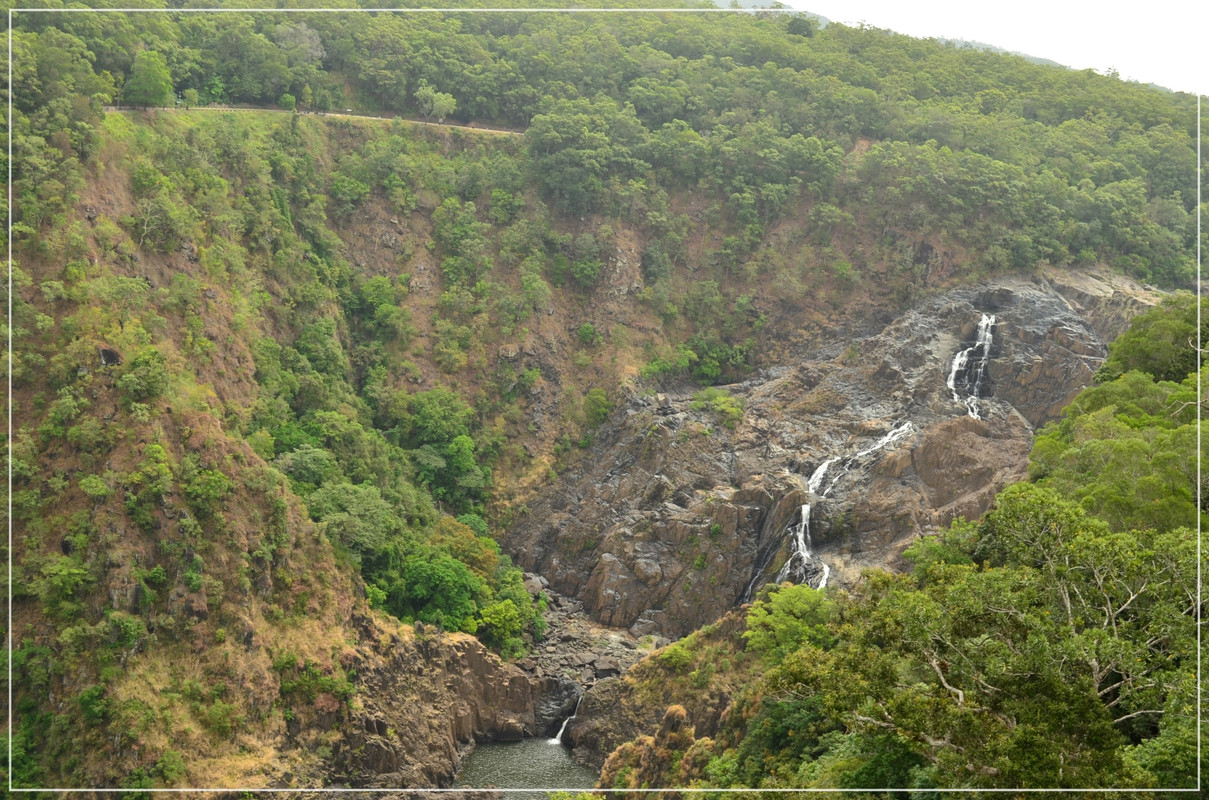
[3,1,1203,789]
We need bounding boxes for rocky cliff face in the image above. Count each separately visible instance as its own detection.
[318,613,581,789]
[500,271,1157,639]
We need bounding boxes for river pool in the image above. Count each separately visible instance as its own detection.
[454,737,599,798]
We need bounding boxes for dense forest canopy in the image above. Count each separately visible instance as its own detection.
[7,1,1205,287]
[3,0,1204,792]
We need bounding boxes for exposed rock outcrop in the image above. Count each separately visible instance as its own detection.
[510,585,650,731]
[500,271,1158,639]
[322,614,580,789]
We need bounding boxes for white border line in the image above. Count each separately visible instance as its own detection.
[1196,91,1203,796]
[4,6,1204,797]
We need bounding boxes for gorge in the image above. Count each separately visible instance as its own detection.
[7,4,1201,792]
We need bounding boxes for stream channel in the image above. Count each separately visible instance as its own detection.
[454,737,598,797]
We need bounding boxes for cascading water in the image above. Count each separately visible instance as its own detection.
[548,695,583,745]
[823,422,914,495]
[947,314,995,419]
[774,504,831,589]
[767,423,913,593]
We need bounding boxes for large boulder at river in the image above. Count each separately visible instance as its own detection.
[499,271,1157,639]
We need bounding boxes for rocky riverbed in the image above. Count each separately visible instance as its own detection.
[512,577,661,736]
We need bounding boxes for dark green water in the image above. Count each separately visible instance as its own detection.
[454,737,599,798]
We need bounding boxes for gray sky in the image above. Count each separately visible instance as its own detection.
[782,0,1207,96]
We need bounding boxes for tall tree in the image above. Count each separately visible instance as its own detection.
[122,50,173,107]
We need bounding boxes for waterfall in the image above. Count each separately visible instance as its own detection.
[763,422,915,593]
[548,695,583,745]
[823,421,915,495]
[947,314,995,419]
[775,504,812,584]
[807,458,839,494]
[853,421,915,459]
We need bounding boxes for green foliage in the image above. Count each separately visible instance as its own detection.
[384,550,484,632]
[1029,369,1198,532]
[456,513,489,537]
[407,386,474,448]
[182,465,233,518]
[743,584,836,664]
[576,323,601,346]
[122,51,173,107]
[275,655,355,706]
[478,598,524,655]
[415,80,457,123]
[155,750,187,785]
[901,518,977,580]
[77,685,109,726]
[658,642,693,673]
[583,388,613,428]
[690,387,744,429]
[526,96,649,216]
[308,482,404,556]
[107,611,148,650]
[123,443,174,532]
[115,348,171,405]
[1095,294,1205,383]
[640,344,699,382]
[432,198,489,287]
[274,444,342,492]
[78,474,112,502]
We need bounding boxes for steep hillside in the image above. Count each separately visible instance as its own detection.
[5,4,1203,790]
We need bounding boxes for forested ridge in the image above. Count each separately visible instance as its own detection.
[3,1,1204,791]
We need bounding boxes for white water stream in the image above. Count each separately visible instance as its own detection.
[947,314,995,419]
[770,422,913,593]
[548,695,582,745]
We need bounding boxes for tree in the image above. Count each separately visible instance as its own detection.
[786,15,815,37]
[431,92,457,124]
[1094,294,1205,384]
[743,583,835,664]
[416,81,456,123]
[122,50,173,108]
[583,388,613,427]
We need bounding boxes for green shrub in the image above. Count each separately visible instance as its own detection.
[583,388,613,428]
[658,642,693,672]
[116,348,171,404]
[79,474,112,502]
[690,387,744,429]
